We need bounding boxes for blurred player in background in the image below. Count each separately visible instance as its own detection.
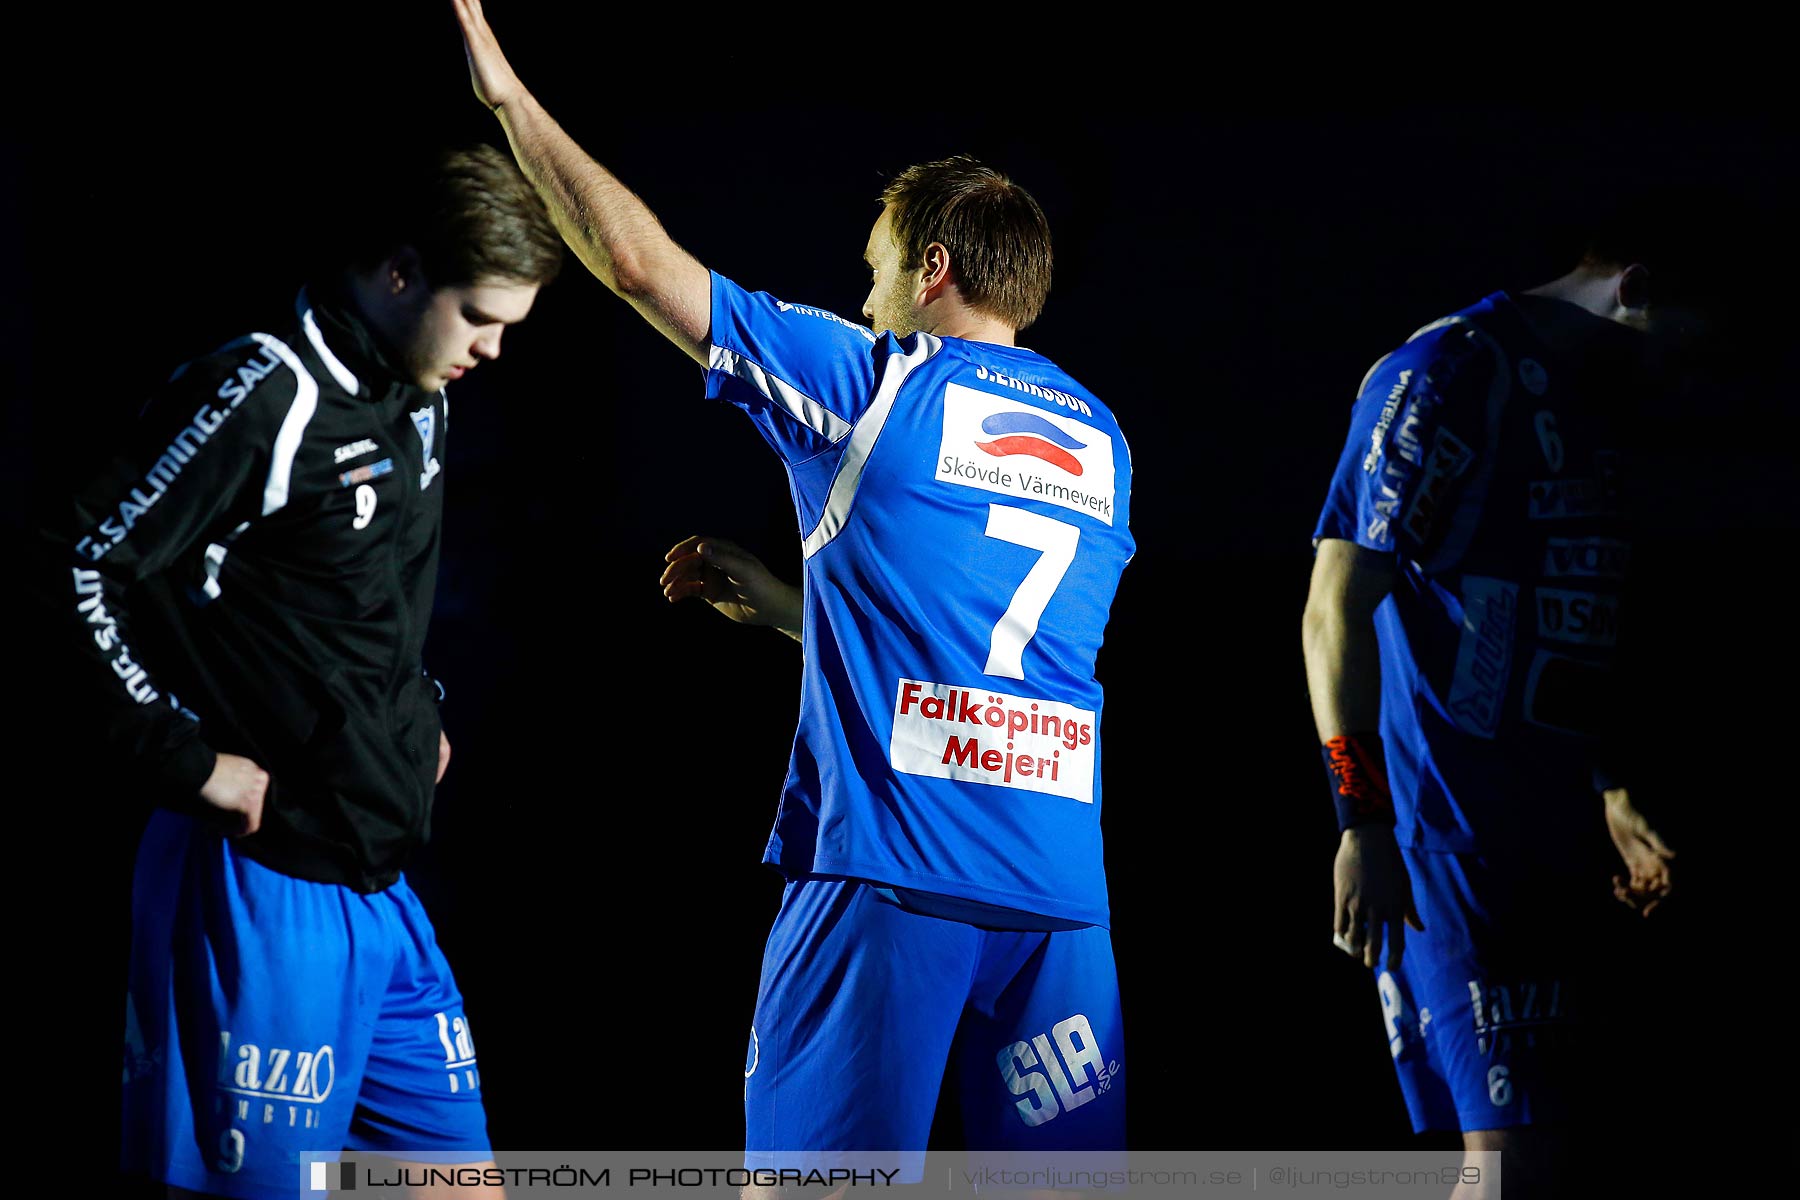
[452,0,1134,1184]
[69,145,561,1198]
[1301,230,1680,1197]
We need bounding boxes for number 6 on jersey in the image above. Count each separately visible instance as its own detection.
[983,504,1079,680]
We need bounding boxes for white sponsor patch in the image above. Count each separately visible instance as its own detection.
[1529,477,1613,520]
[1535,587,1620,647]
[1542,537,1629,579]
[1398,427,1474,546]
[890,678,1095,803]
[1447,575,1518,739]
[936,384,1115,526]
[332,438,378,464]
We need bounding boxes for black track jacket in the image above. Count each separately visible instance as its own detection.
[68,286,450,892]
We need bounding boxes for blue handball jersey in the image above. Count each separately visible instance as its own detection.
[1314,294,1630,858]
[706,274,1134,927]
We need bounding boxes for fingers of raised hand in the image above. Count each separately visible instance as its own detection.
[661,551,704,589]
[695,537,758,577]
[664,535,704,563]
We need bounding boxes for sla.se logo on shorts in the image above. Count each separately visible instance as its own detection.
[997,1013,1120,1128]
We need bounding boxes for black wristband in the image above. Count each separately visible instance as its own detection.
[1323,733,1395,831]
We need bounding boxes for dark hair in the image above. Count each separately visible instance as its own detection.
[353,144,562,288]
[879,155,1052,331]
[1577,198,1662,276]
[1567,184,1729,309]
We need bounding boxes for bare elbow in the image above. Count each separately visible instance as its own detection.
[609,252,649,299]
[1300,596,1338,657]
[1303,539,1390,658]
[1300,596,1326,638]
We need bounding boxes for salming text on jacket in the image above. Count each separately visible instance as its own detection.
[69,286,450,892]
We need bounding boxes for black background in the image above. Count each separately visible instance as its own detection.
[5,5,1793,1191]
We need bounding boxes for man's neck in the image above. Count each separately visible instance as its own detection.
[1518,272,1633,356]
[1524,268,1620,320]
[920,300,1017,347]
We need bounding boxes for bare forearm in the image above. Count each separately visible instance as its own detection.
[498,93,662,291]
[493,92,710,361]
[1302,600,1383,738]
[768,582,803,643]
[1301,539,1392,740]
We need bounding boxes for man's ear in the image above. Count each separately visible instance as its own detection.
[1616,262,1651,314]
[918,241,952,301]
[386,245,427,296]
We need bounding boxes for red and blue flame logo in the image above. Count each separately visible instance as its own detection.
[975,411,1086,476]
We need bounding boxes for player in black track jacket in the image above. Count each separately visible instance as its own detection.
[67,145,562,1198]
[76,287,463,891]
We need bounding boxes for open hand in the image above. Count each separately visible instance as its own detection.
[661,535,802,635]
[450,0,525,112]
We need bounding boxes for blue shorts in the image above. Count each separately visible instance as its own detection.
[122,811,491,1199]
[1378,847,1596,1134]
[745,877,1125,1175]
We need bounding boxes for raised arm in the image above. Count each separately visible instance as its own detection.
[452,0,713,364]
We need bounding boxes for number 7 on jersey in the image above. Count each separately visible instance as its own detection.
[983,504,1080,680]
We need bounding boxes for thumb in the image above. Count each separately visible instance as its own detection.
[1641,825,1675,860]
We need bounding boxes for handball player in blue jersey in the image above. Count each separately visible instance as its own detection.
[1302,236,1678,1197]
[454,0,1133,1181]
